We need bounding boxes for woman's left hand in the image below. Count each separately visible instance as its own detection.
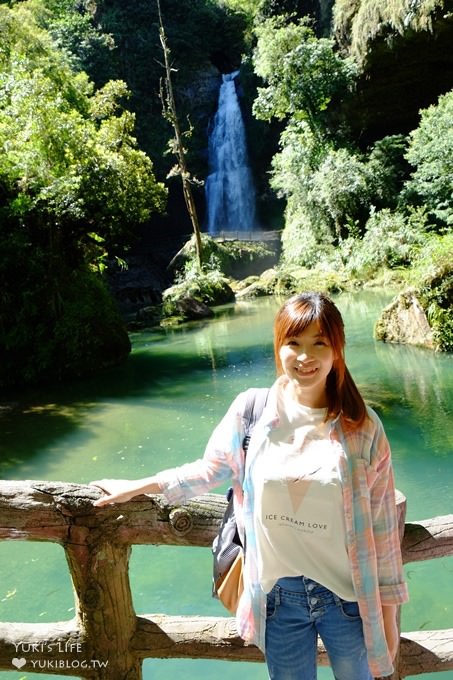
[382,604,399,660]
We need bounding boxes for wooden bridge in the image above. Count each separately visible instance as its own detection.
[0,481,452,678]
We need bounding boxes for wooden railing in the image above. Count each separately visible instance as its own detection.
[211,229,281,242]
[0,481,452,679]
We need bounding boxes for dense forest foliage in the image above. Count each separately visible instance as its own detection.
[0,1,168,387]
[1,0,452,389]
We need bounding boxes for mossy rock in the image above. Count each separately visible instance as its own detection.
[162,273,235,322]
[231,275,261,293]
[161,296,214,326]
[128,305,163,330]
[374,288,434,348]
[375,266,453,351]
[284,266,348,295]
[236,268,280,298]
[418,269,453,351]
[169,234,279,279]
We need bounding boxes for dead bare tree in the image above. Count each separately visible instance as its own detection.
[157,0,203,268]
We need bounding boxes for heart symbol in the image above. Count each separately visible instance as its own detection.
[12,658,26,669]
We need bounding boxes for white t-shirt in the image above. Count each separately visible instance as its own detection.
[253,386,356,600]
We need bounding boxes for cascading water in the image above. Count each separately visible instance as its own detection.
[205,71,257,234]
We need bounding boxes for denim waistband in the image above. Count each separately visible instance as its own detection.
[275,575,327,592]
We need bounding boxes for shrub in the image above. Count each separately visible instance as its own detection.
[405,232,453,351]
[170,234,277,280]
[280,207,335,268]
[366,134,410,210]
[0,264,130,389]
[343,207,430,277]
[310,147,369,238]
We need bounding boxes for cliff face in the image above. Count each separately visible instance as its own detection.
[334,0,453,144]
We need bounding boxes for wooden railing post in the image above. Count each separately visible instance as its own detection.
[64,531,141,678]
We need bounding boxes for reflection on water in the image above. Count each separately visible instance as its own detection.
[0,291,452,680]
[374,341,452,456]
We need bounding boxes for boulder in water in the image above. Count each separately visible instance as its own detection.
[374,289,434,348]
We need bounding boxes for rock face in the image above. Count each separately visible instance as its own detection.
[335,1,453,144]
[161,275,235,324]
[374,289,434,348]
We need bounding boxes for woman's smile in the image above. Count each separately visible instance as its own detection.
[279,321,335,407]
[295,364,318,375]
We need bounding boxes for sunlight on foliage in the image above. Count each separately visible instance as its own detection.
[404,90,453,226]
[334,0,446,59]
[0,3,168,387]
[253,15,356,134]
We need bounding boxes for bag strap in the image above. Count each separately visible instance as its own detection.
[242,387,269,454]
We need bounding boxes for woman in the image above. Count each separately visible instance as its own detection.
[92,292,408,679]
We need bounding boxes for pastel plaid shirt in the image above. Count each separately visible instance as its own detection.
[157,376,409,677]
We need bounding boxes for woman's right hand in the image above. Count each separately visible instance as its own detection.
[90,479,146,507]
[382,604,399,661]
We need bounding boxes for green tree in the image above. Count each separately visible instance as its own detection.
[404,90,453,227]
[366,134,409,210]
[252,16,356,138]
[0,4,166,388]
[251,15,361,255]
[310,147,369,238]
[25,0,115,80]
[0,5,166,258]
[270,121,335,263]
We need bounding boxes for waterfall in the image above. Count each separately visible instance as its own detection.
[205,71,257,235]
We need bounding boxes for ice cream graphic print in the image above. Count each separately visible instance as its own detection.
[263,469,332,538]
[260,433,340,539]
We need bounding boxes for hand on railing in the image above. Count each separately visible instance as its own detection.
[90,477,160,507]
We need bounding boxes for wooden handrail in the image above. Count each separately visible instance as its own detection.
[0,481,452,678]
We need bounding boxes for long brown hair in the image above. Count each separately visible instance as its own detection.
[274,292,367,428]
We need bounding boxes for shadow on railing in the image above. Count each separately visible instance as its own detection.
[0,481,452,679]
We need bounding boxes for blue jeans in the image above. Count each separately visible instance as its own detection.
[265,576,373,680]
